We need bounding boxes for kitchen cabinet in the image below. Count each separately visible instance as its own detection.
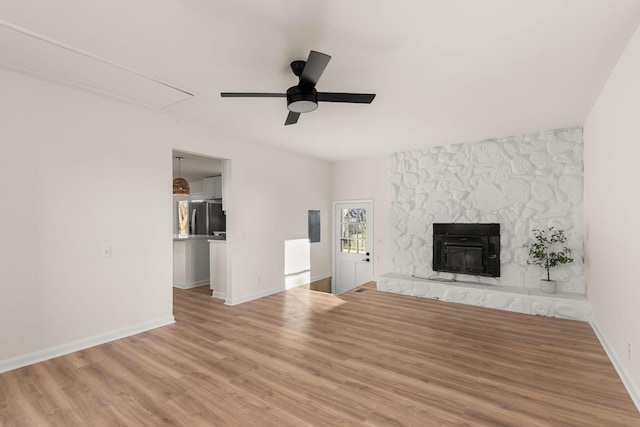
[204,176,222,200]
[173,236,210,288]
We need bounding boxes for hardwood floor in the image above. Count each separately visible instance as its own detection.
[297,277,332,293]
[1,283,638,426]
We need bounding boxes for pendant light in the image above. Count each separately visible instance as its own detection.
[173,156,190,196]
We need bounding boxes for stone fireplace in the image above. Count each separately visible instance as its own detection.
[378,127,590,320]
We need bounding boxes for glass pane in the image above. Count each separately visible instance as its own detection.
[340,207,367,253]
[358,209,366,223]
[342,209,350,223]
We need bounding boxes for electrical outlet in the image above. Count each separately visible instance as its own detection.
[102,245,112,258]
[628,342,632,359]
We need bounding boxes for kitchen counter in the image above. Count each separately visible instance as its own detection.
[173,234,212,241]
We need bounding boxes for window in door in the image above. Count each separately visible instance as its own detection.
[340,208,367,254]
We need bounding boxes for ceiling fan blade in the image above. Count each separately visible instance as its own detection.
[285,111,300,125]
[299,50,331,89]
[317,92,376,103]
[220,93,286,98]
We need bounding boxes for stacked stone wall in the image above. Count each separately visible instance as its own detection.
[389,127,584,293]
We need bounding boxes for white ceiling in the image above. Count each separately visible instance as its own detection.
[2,1,640,163]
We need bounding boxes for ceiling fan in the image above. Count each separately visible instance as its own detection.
[221,50,376,125]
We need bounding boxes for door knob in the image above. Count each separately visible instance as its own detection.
[362,258,370,262]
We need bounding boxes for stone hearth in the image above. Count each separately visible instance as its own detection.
[377,273,591,321]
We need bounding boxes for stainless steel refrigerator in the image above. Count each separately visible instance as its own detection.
[189,201,226,236]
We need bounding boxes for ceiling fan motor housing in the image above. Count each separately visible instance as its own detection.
[287,86,318,113]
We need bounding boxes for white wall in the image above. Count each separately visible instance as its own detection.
[332,156,390,276]
[584,23,640,404]
[0,67,332,370]
[226,141,332,303]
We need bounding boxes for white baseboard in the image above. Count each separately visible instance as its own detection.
[285,271,311,290]
[225,273,331,306]
[173,279,209,289]
[225,285,283,306]
[0,316,175,374]
[212,291,226,300]
[591,319,640,411]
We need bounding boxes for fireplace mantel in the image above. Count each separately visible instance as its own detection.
[376,273,591,321]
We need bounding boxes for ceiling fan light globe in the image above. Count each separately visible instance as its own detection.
[286,86,318,114]
[288,100,318,113]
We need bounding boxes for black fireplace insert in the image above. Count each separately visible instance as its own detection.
[432,223,500,277]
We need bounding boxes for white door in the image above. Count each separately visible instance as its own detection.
[334,201,373,294]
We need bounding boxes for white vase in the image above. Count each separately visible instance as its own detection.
[541,279,557,294]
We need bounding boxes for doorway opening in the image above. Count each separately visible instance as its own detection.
[172,150,231,302]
